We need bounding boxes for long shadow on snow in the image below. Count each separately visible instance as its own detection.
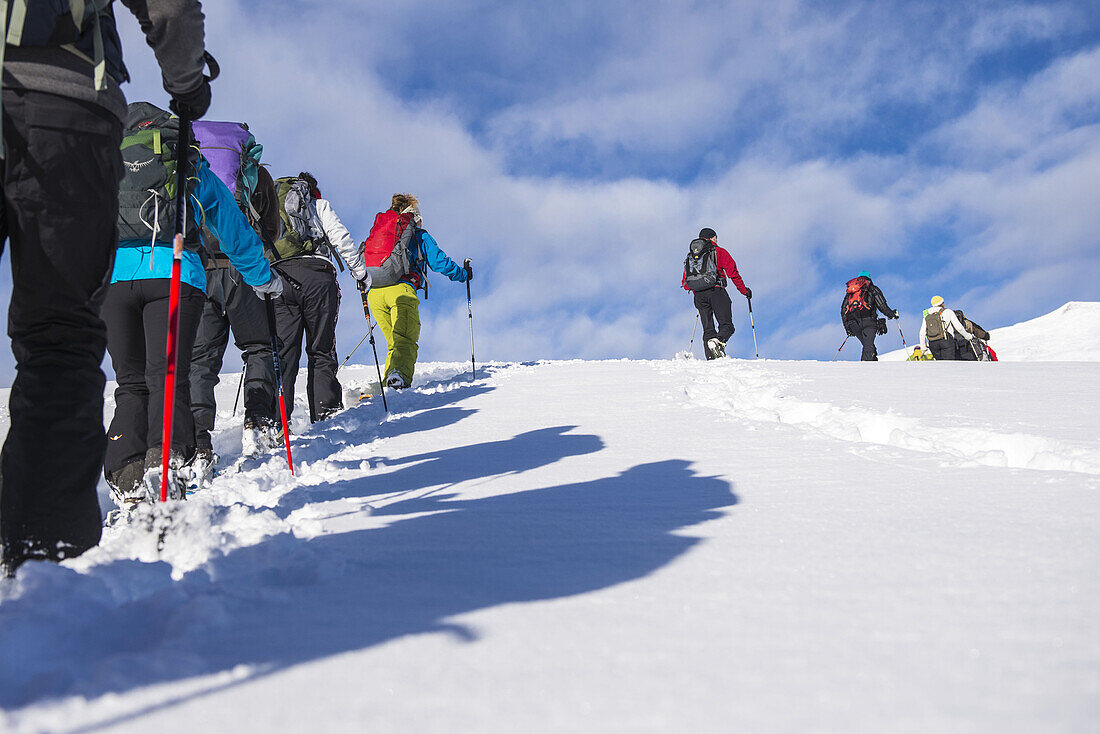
[1,453,736,729]
[274,425,599,518]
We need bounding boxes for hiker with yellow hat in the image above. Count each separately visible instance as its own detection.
[919,296,974,360]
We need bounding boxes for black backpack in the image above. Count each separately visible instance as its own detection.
[117,102,200,252]
[684,239,722,291]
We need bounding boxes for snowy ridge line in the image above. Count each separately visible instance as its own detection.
[669,361,1100,475]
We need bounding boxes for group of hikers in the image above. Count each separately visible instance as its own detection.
[681,230,995,363]
[839,274,995,362]
[0,1,469,575]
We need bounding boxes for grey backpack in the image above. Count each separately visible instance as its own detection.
[684,239,721,291]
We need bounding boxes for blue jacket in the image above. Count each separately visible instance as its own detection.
[402,229,467,289]
[110,157,272,292]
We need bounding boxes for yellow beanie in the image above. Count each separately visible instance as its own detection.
[930,295,945,307]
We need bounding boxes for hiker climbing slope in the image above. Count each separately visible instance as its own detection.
[269,172,365,422]
[189,121,282,467]
[682,227,751,359]
[840,271,898,361]
[102,102,281,506]
[1,0,209,573]
[363,193,470,389]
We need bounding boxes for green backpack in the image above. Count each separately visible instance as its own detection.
[117,102,200,252]
[924,310,947,342]
[270,176,322,261]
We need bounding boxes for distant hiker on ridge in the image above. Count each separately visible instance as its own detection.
[840,271,898,361]
[1,0,211,575]
[362,194,471,389]
[682,228,752,359]
[920,296,975,361]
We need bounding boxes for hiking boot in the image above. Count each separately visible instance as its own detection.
[706,338,726,358]
[243,417,280,457]
[107,459,148,506]
[385,373,409,390]
[185,446,218,490]
[142,447,187,501]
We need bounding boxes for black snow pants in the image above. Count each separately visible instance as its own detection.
[850,316,880,361]
[273,258,343,422]
[955,337,979,361]
[929,338,957,361]
[0,89,122,569]
[101,279,205,477]
[693,286,734,359]
[189,265,276,448]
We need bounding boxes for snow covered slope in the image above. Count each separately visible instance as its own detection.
[884,301,1100,361]
[1,359,1098,733]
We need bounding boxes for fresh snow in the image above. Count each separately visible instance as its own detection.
[1,318,1098,732]
[884,301,1100,361]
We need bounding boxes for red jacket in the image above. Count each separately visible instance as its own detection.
[682,244,749,295]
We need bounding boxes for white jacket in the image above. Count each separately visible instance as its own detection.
[304,198,366,281]
[920,305,974,351]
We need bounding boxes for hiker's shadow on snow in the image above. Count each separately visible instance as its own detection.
[275,425,602,517]
[1,454,738,729]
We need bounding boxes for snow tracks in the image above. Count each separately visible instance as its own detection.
[670,359,1100,476]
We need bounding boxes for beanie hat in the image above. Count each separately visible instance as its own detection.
[858,270,871,278]
[931,295,945,307]
[699,227,717,240]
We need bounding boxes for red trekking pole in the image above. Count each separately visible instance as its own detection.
[159,112,192,502]
[265,294,295,474]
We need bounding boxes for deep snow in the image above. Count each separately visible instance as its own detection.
[1,352,1098,732]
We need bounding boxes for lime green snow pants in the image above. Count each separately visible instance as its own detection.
[367,283,421,383]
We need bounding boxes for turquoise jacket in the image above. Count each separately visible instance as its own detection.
[110,158,272,292]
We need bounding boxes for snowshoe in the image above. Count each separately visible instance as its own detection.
[141,447,187,502]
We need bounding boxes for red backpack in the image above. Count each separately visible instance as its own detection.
[841,276,874,317]
[362,210,417,288]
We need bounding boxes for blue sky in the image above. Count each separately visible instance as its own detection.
[2,0,1100,384]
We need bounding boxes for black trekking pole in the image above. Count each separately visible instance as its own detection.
[357,283,388,413]
[264,294,294,474]
[832,335,850,362]
[747,297,760,359]
[232,365,246,416]
[464,259,476,380]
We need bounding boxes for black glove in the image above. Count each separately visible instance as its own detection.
[170,78,212,120]
[464,258,473,282]
[744,287,752,300]
[892,309,899,319]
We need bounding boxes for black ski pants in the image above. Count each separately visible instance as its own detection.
[693,287,734,359]
[102,279,205,476]
[956,338,979,361]
[850,317,880,361]
[189,265,276,448]
[0,89,122,568]
[929,338,957,361]
[273,258,343,422]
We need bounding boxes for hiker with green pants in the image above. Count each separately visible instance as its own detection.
[364,194,470,389]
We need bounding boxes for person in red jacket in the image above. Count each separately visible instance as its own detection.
[682,228,752,358]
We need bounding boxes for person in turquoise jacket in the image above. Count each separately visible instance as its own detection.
[101,103,282,505]
[366,193,470,389]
